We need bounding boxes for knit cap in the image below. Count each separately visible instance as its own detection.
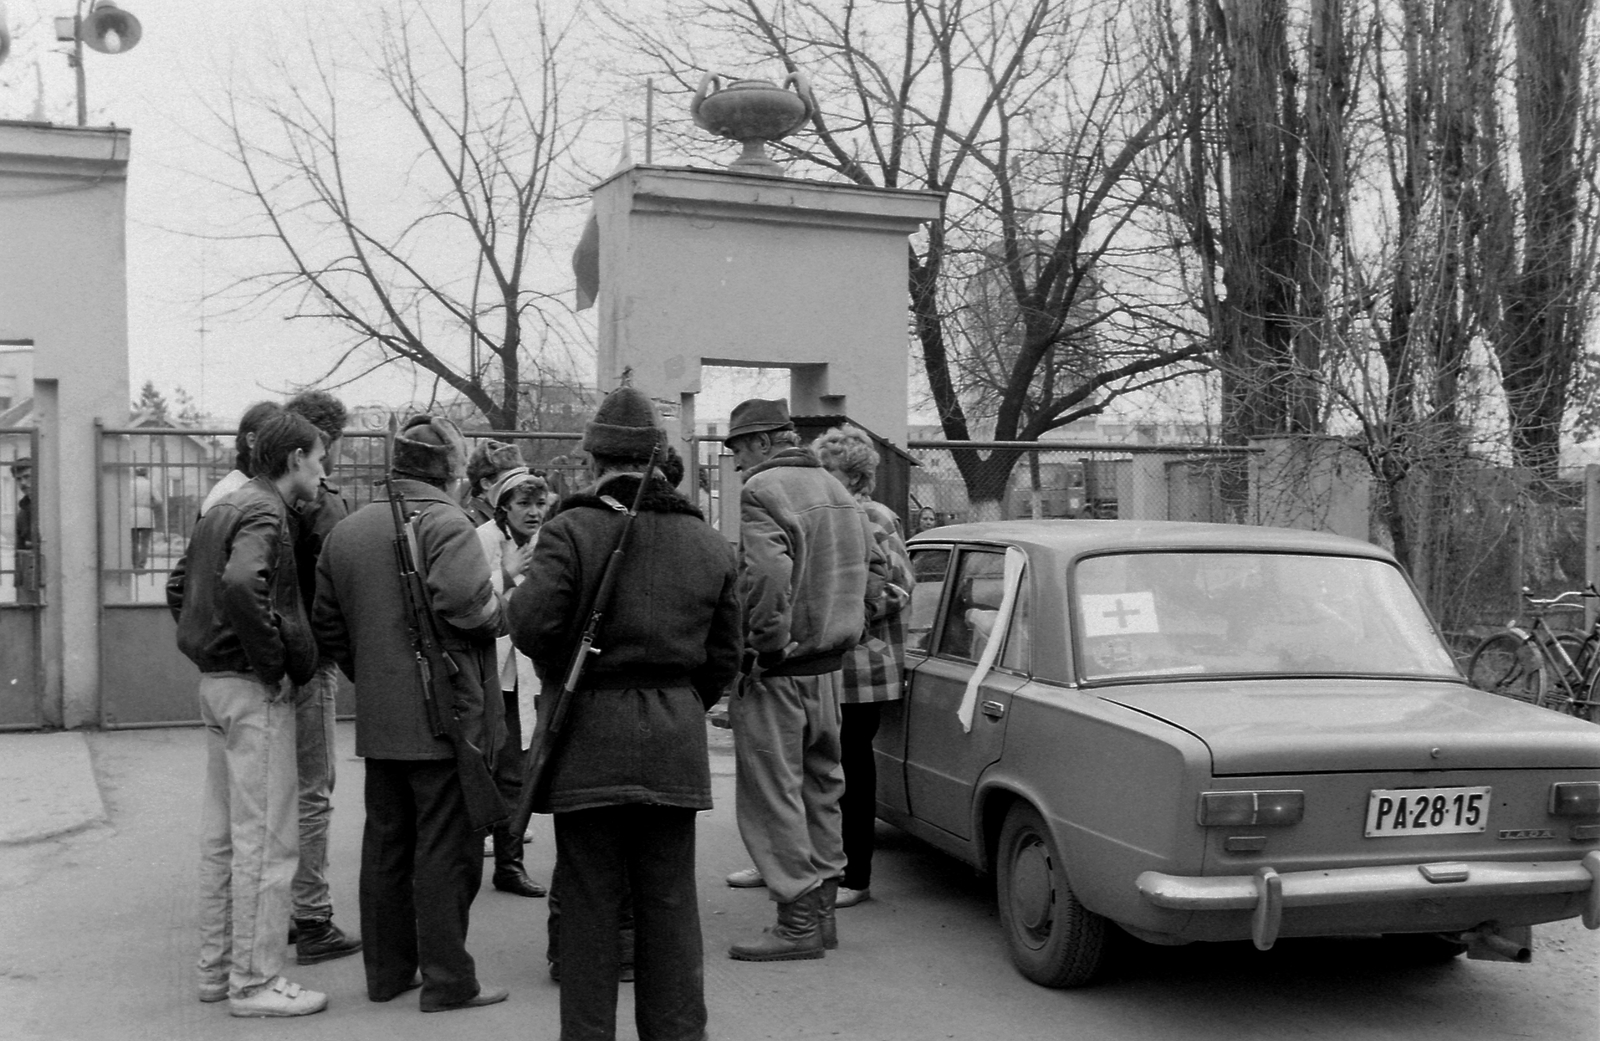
[581,387,666,461]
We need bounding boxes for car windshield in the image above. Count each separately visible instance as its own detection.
[1072,551,1459,683]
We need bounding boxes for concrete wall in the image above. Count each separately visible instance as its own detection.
[592,165,941,452]
[1249,434,1372,542]
[0,122,132,727]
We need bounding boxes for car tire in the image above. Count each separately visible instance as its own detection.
[1466,632,1542,705]
[995,802,1110,988]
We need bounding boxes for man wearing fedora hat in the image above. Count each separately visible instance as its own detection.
[721,398,884,962]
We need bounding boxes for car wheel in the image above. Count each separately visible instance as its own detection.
[995,802,1110,988]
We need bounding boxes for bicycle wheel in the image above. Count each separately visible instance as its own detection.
[1578,667,1600,724]
[1544,634,1593,711]
[1467,632,1543,704]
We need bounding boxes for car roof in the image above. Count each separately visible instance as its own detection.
[907,519,1395,562]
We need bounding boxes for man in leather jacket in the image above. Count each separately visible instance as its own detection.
[167,411,329,1018]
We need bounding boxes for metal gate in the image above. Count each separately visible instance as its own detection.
[1,427,42,729]
[94,425,593,726]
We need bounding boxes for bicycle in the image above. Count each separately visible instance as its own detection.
[1466,585,1600,722]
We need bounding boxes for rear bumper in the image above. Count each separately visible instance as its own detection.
[1136,850,1600,950]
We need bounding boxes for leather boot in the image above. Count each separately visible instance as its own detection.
[294,918,363,965]
[728,888,825,962]
[492,826,547,897]
[817,878,839,950]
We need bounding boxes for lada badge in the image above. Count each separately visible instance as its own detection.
[1497,828,1555,840]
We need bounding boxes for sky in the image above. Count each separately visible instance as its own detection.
[1,0,805,427]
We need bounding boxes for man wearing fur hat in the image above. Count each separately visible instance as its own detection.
[508,386,740,1041]
[312,414,509,1013]
[721,398,883,962]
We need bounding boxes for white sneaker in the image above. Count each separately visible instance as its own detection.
[197,978,228,1004]
[835,886,871,907]
[725,866,765,888]
[228,976,328,1018]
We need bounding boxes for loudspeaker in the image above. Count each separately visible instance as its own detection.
[80,0,141,55]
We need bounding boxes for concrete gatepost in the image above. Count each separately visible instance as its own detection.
[0,123,133,727]
[1248,434,1372,540]
[590,165,942,476]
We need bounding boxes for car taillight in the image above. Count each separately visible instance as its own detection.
[1198,790,1305,827]
[1549,782,1600,817]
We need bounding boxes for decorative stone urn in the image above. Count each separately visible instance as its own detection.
[690,71,815,176]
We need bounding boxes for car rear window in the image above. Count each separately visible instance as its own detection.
[1071,551,1459,683]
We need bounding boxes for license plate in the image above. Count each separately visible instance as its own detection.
[1365,787,1491,837]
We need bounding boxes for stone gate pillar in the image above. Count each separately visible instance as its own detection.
[590,165,941,457]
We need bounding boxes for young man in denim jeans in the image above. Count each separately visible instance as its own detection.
[282,391,362,966]
[167,411,330,1017]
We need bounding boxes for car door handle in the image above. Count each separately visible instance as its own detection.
[981,700,1005,720]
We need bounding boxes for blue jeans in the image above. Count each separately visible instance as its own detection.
[196,673,298,998]
[291,663,339,922]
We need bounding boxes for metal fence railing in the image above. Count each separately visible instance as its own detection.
[96,426,735,604]
[903,440,1260,531]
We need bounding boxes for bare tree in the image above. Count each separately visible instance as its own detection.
[609,0,1207,513]
[212,0,594,428]
[1490,0,1597,477]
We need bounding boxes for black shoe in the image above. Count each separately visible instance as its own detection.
[421,984,509,1013]
[492,867,548,898]
[295,919,363,965]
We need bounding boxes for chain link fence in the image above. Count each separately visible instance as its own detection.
[902,441,1258,531]
[90,426,1592,643]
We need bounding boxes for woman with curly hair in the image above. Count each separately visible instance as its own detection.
[810,424,914,907]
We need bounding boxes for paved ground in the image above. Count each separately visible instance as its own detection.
[1,723,1596,1041]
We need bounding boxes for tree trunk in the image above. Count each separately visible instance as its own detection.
[1217,0,1302,446]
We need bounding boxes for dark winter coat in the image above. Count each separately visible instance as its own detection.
[292,477,350,667]
[312,479,504,760]
[507,473,741,814]
[167,475,317,688]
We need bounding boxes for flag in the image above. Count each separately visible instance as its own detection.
[571,131,634,312]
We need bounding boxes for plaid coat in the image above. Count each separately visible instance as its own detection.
[841,498,914,704]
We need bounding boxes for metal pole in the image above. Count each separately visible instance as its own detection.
[645,79,654,163]
[73,12,86,126]
[1586,464,1599,632]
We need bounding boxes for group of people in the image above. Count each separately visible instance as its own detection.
[165,384,914,1041]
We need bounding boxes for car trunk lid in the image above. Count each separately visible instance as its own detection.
[1097,678,1600,775]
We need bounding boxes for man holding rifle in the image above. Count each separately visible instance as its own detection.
[312,414,509,1013]
[508,386,740,1041]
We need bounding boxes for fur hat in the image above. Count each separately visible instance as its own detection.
[724,398,793,443]
[392,414,467,481]
[582,387,666,461]
[467,439,523,488]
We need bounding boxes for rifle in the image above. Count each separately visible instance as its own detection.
[384,468,509,834]
[509,442,660,836]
